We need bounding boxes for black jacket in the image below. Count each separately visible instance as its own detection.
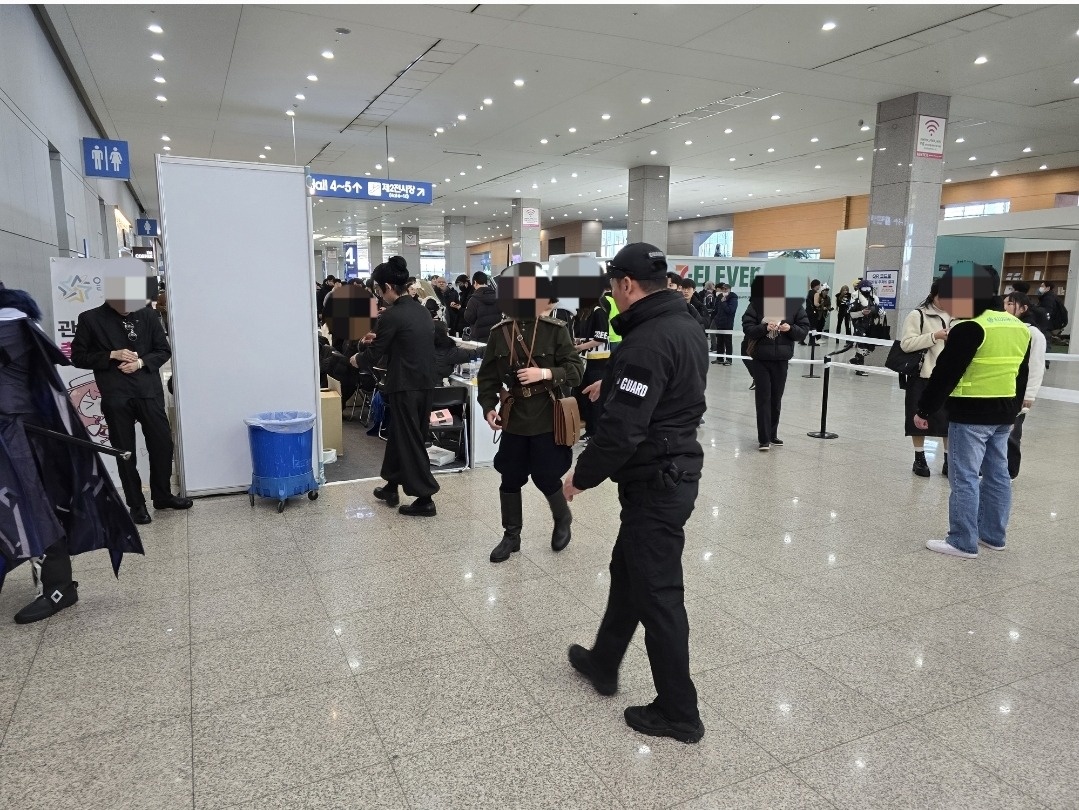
[573,290,708,489]
[741,303,811,363]
[464,285,502,341]
[709,291,739,330]
[70,303,171,399]
[355,295,435,393]
[433,339,480,381]
[917,318,1030,425]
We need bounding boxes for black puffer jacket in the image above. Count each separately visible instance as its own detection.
[463,285,502,341]
[741,303,811,363]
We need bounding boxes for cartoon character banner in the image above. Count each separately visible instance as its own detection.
[50,258,152,486]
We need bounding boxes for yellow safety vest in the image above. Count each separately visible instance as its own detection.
[604,295,622,344]
[952,310,1030,398]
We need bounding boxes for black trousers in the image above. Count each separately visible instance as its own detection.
[836,311,851,335]
[716,332,733,360]
[1008,413,1026,478]
[100,395,174,507]
[747,360,788,445]
[382,389,440,498]
[576,358,607,438]
[591,479,700,724]
[493,431,571,496]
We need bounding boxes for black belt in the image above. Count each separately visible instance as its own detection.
[509,382,553,399]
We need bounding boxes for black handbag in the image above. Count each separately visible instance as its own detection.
[884,311,927,376]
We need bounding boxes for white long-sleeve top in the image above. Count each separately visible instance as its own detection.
[1023,323,1046,413]
[899,304,951,379]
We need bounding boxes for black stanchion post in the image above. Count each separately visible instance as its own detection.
[807,355,839,440]
[802,334,819,379]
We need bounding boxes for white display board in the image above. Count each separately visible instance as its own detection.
[156,157,320,496]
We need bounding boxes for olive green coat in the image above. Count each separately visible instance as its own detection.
[477,317,584,436]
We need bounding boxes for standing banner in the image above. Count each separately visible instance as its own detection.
[49,257,154,487]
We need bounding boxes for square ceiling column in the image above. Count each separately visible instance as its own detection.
[444,216,466,280]
[398,226,420,274]
[511,198,541,264]
[628,165,671,252]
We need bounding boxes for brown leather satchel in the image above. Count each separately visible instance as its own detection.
[550,391,580,447]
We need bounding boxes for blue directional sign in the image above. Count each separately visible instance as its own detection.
[307,173,433,205]
[343,242,359,276]
[136,218,159,237]
[82,137,130,180]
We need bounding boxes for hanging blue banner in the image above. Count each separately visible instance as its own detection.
[82,137,130,180]
[307,173,432,205]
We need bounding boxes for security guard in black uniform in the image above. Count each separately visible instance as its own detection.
[477,263,584,563]
[351,256,440,516]
[562,243,708,744]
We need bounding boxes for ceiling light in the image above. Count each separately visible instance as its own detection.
[154,76,166,84]
[810,137,819,143]
[1074,77,1079,85]
[641,97,651,104]
[550,178,557,183]
[822,21,837,31]
[1022,146,1032,153]
[532,183,538,189]
[365,172,371,176]
[814,165,821,169]
[1039,164,1048,170]
[650,149,658,155]
[514,78,525,87]
[457,114,467,121]
[515,189,521,193]
[321,50,334,59]
[263,146,271,151]
[568,127,576,133]
[460,171,466,175]
[161,135,170,142]
[860,124,871,131]
[155,95,167,102]
[307,74,318,82]
[571,172,578,177]
[767,148,775,153]
[990,169,999,177]
[483,97,493,105]
[601,113,611,120]
[375,163,382,169]
[748,193,754,197]
[436,127,445,134]
[974,55,988,65]
[968,155,976,161]
[162,145,171,151]
[945,178,952,182]
[770,114,781,120]
[729,157,736,162]
[151,53,164,62]
[955,137,965,143]
[295,93,306,101]
[540,138,548,144]
[775,189,781,193]
[685,140,693,146]
[724,128,733,134]
[476,164,482,170]
[148,23,163,34]
[856,156,864,161]
[259,154,266,159]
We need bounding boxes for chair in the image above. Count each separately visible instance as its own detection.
[427,385,469,471]
[348,371,378,425]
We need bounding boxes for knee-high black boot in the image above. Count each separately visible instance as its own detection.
[14,542,78,625]
[547,490,572,551]
[490,490,523,563]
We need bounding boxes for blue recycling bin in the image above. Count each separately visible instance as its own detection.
[244,411,319,512]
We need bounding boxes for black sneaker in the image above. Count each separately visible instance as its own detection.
[942,459,949,477]
[130,505,152,525]
[913,459,931,478]
[624,703,704,744]
[373,486,399,507]
[758,443,769,452]
[567,644,617,696]
[770,438,784,447]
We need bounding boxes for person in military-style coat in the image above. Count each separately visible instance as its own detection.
[477,263,584,563]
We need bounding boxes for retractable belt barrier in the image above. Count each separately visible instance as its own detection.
[704,329,824,366]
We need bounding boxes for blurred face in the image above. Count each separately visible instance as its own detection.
[938,276,975,319]
[433,278,445,290]
[1004,299,1027,318]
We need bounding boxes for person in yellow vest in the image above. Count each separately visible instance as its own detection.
[915,264,1030,558]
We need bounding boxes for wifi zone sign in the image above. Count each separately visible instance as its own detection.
[916,115,946,159]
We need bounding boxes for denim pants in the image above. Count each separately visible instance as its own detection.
[947,421,1012,554]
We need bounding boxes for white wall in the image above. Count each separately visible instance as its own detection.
[0,5,140,328]
[834,228,867,290]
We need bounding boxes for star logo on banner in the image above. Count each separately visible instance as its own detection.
[57,275,94,303]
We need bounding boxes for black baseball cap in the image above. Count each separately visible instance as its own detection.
[606,242,668,281]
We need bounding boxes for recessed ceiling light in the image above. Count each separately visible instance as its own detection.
[321,50,334,59]
[148,23,163,34]
[458,114,467,121]
[295,93,305,100]
[641,97,651,104]
[860,124,871,131]
[649,149,658,155]
[944,178,952,183]
[259,154,266,159]
[990,169,999,176]
[514,78,525,87]
[974,55,988,65]
[724,128,733,134]
[375,163,382,169]
[810,137,819,143]
[540,138,548,144]
[161,135,170,142]
[388,156,395,163]
[532,183,538,189]
[571,172,578,177]
[155,95,167,102]
[770,114,781,120]
[748,193,754,197]
[955,137,965,143]
[775,189,781,193]
[729,157,736,162]
[1022,146,1032,153]
[814,165,821,169]
[445,177,451,182]
[365,172,371,176]
[856,156,864,161]
[568,127,576,133]
[968,155,976,161]
[767,148,775,153]
[151,53,164,62]
[685,140,693,145]
[483,97,493,105]
[435,127,445,134]
[264,145,271,150]
[1039,164,1048,170]
[460,171,466,176]
[154,76,166,84]
[307,74,318,82]
[822,21,837,31]
[515,189,521,193]
[162,145,171,151]
[550,178,557,183]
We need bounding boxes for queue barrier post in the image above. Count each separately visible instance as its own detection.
[807,354,839,440]
[802,335,819,379]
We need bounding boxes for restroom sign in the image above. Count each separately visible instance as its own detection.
[916,116,946,159]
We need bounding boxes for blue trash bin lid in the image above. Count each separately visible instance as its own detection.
[244,410,316,434]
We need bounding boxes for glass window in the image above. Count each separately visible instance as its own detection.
[764,249,821,259]
[697,230,733,257]
[941,200,1010,219]
[601,229,628,258]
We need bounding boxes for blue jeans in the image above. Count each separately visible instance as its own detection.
[947,422,1012,554]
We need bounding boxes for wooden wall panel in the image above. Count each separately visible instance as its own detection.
[941,167,1079,212]
[846,195,869,229]
[732,198,848,259]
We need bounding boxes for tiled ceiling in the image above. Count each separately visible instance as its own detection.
[44,3,1079,247]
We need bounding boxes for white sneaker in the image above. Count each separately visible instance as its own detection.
[926,537,977,559]
[978,539,1006,552]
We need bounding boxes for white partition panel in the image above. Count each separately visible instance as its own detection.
[157,156,320,496]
